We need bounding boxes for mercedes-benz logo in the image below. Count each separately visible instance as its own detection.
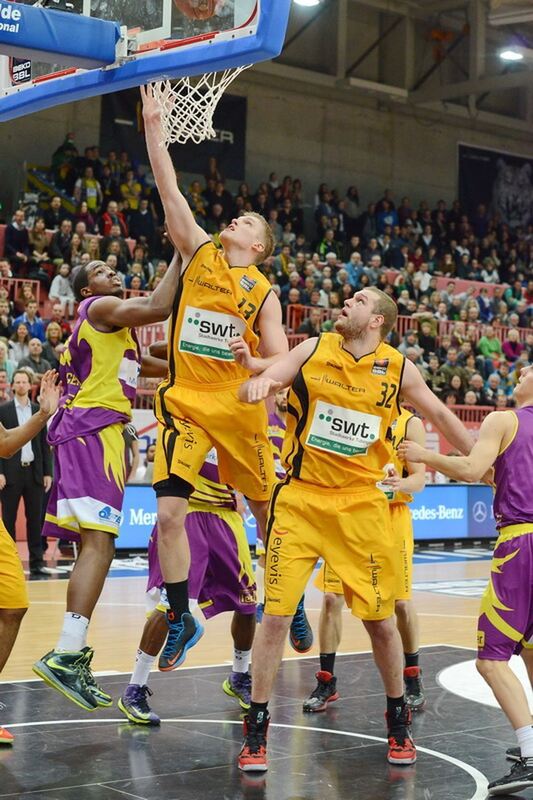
[473,501,487,523]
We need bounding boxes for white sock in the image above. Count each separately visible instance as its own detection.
[130,649,156,687]
[255,564,265,605]
[56,612,90,652]
[189,598,200,619]
[516,724,533,759]
[233,648,252,673]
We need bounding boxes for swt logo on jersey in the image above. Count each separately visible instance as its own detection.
[307,400,381,456]
[179,306,246,361]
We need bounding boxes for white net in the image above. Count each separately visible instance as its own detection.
[151,65,250,146]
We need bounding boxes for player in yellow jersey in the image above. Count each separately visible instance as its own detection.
[303,409,427,714]
[236,286,474,772]
[0,371,60,745]
[141,85,288,671]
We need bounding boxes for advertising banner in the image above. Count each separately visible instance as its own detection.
[117,481,498,550]
[100,90,247,180]
[458,143,533,229]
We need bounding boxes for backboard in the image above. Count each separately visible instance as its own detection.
[0,0,290,121]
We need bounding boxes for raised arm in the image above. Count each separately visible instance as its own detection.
[396,415,427,493]
[140,354,168,378]
[0,371,59,459]
[89,251,181,330]
[400,358,474,455]
[141,85,208,261]
[229,293,288,375]
[238,337,317,403]
[149,340,168,360]
[399,410,513,483]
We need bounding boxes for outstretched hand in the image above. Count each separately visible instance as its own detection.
[380,465,401,492]
[38,370,60,417]
[140,84,163,125]
[238,377,282,404]
[397,439,426,464]
[229,336,259,373]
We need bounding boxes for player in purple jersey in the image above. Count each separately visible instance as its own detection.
[118,447,257,724]
[32,257,179,713]
[262,388,314,653]
[400,364,533,797]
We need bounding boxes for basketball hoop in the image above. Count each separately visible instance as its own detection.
[152,65,250,146]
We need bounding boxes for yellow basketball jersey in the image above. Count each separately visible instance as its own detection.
[388,407,414,505]
[168,242,272,386]
[52,296,140,440]
[282,333,404,489]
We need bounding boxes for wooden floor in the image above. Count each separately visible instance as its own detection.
[2,548,491,682]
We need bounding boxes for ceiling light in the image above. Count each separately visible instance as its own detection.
[499,48,525,61]
[293,0,321,7]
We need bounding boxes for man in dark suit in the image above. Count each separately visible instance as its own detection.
[0,369,52,575]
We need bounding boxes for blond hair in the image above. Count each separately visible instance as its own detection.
[368,286,398,339]
[243,211,275,264]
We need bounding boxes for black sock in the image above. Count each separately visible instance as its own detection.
[404,651,419,669]
[320,652,336,675]
[165,580,189,617]
[386,695,406,720]
[249,701,269,724]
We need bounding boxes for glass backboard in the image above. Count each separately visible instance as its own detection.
[0,0,290,120]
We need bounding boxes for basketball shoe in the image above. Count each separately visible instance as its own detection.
[488,758,533,795]
[158,611,204,671]
[32,650,98,711]
[385,706,417,765]
[118,684,160,725]
[404,666,425,711]
[303,671,339,712]
[222,671,252,710]
[80,647,113,707]
[506,747,521,762]
[289,596,313,653]
[238,710,270,772]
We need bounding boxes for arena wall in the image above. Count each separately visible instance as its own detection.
[1,77,533,215]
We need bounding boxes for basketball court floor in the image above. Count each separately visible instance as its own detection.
[2,547,532,799]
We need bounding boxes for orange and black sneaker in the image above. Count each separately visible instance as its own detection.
[385,706,417,765]
[302,671,339,712]
[0,726,14,745]
[238,711,270,772]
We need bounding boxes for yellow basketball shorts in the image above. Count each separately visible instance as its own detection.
[153,380,275,502]
[390,502,414,601]
[314,501,414,601]
[0,521,29,609]
[264,479,397,621]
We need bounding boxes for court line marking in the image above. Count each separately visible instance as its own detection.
[1,717,489,800]
[0,644,468,684]
[23,601,481,620]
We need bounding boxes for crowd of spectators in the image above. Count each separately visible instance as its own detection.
[1,139,532,410]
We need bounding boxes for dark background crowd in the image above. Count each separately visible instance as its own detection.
[0,134,532,410]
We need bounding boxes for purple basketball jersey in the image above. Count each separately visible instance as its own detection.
[493,407,533,529]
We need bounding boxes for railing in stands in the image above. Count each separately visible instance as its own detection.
[131,386,497,427]
[286,305,530,344]
[394,315,530,343]
[136,323,167,350]
[445,405,494,424]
